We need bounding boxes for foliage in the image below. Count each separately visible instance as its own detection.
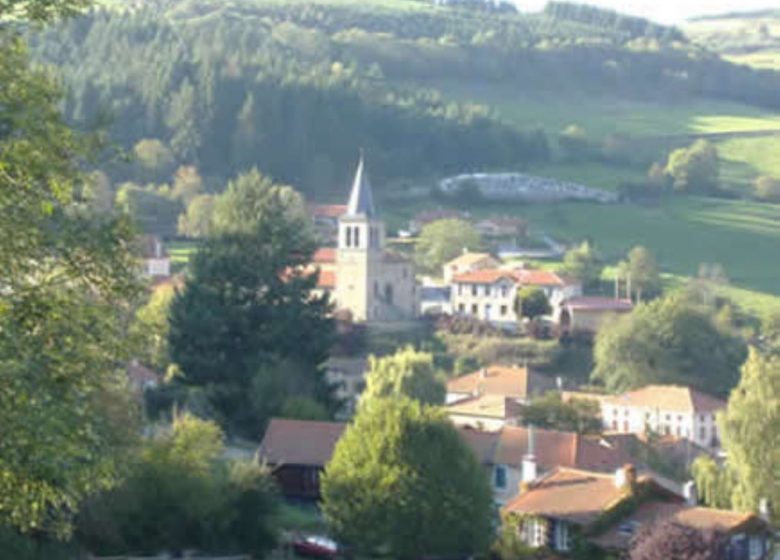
[620,245,661,302]
[665,140,720,194]
[592,295,747,396]
[76,414,280,556]
[414,218,483,274]
[517,287,552,322]
[629,520,728,560]
[321,398,493,559]
[713,349,779,522]
[177,193,215,238]
[492,514,537,560]
[754,175,780,202]
[131,285,175,372]
[168,170,334,437]
[133,139,176,182]
[562,241,603,289]
[362,346,445,406]
[520,392,602,434]
[115,182,183,237]
[0,25,141,536]
[690,455,733,510]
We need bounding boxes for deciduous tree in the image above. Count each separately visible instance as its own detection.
[665,140,719,194]
[630,521,727,560]
[414,219,483,275]
[593,296,746,396]
[361,347,445,406]
[562,241,603,289]
[321,398,493,559]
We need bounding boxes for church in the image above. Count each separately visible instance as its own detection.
[311,157,417,323]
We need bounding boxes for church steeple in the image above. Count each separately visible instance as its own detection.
[346,153,376,218]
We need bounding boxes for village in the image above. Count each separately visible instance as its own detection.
[132,159,777,560]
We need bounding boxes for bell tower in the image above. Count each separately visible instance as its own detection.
[335,155,384,322]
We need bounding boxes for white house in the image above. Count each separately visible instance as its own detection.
[443,251,500,284]
[599,385,726,449]
[140,235,171,278]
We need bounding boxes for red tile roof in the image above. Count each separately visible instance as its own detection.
[452,268,520,285]
[446,252,499,269]
[317,270,336,289]
[564,297,634,311]
[309,204,347,218]
[313,248,336,263]
[515,269,566,287]
[603,385,726,414]
[446,394,524,420]
[447,365,556,400]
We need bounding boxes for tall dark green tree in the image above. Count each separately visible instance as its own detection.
[168,169,334,437]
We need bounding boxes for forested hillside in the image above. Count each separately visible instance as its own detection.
[28,0,780,198]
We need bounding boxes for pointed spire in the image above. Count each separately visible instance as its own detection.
[346,151,376,218]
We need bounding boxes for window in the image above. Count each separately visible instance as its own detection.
[501,305,508,316]
[665,414,671,421]
[485,285,491,297]
[613,409,619,416]
[458,284,463,296]
[494,466,507,489]
[345,227,352,247]
[700,427,707,442]
[677,415,683,423]
[485,304,492,320]
[623,421,629,432]
[501,285,509,297]
[700,414,705,422]
[664,425,671,436]
[676,426,682,437]
[472,285,478,296]
[458,304,465,314]
[523,518,546,548]
[374,281,379,297]
[612,420,618,430]
[471,304,478,315]
[749,536,764,560]
[384,284,393,304]
[354,226,360,247]
[554,521,570,552]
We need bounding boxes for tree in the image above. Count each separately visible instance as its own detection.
[712,349,779,522]
[665,140,719,193]
[0,0,88,21]
[630,521,727,560]
[520,392,602,434]
[361,347,445,406]
[115,182,182,237]
[321,398,493,559]
[621,245,661,302]
[414,219,483,275]
[562,241,603,289]
[516,287,552,322]
[171,165,205,205]
[592,296,747,396]
[754,175,780,202]
[131,284,176,372]
[76,414,280,556]
[0,16,141,536]
[133,139,176,182]
[177,193,215,238]
[168,169,334,437]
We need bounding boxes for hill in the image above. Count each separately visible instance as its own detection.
[27,0,780,304]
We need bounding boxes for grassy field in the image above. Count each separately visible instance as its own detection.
[725,51,780,71]
[385,195,780,297]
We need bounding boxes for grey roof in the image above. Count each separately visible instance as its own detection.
[346,155,376,218]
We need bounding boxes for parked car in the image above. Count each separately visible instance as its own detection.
[292,534,340,558]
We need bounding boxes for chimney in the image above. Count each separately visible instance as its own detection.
[614,464,637,489]
[683,481,697,506]
[522,425,537,484]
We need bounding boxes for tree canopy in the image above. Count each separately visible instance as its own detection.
[517,286,552,322]
[321,398,493,559]
[665,140,720,194]
[520,392,602,434]
[0,13,141,536]
[592,296,747,396]
[621,245,661,302]
[414,219,483,274]
[562,241,603,288]
[361,347,445,406]
[693,349,779,523]
[630,521,727,560]
[168,170,334,437]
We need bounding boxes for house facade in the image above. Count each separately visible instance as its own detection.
[503,465,773,558]
[139,235,171,278]
[600,385,726,449]
[556,296,633,333]
[442,251,500,284]
[311,158,417,323]
[449,267,582,328]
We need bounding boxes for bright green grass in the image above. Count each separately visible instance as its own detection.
[416,80,780,139]
[717,135,780,180]
[166,240,198,264]
[725,51,780,71]
[386,196,780,295]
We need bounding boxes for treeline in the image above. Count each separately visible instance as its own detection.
[27,0,780,199]
[30,7,550,195]
[545,1,686,42]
